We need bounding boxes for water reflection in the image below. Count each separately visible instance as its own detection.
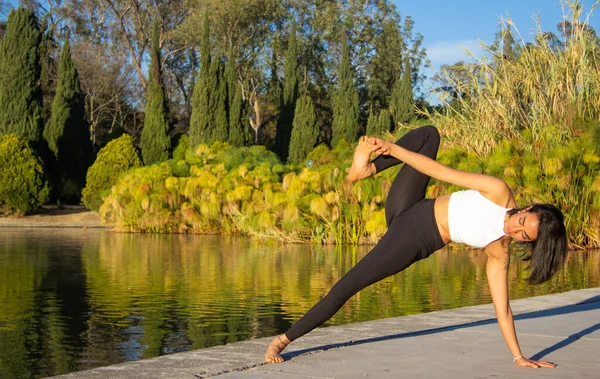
[0,228,598,378]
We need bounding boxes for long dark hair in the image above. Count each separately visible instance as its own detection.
[507,204,567,285]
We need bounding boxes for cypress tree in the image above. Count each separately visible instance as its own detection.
[368,18,403,113]
[228,79,251,147]
[288,95,318,164]
[366,109,377,136]
[189,12,211,147]
[43,39,92,202]
[275,21,299,161]
[267,50,281,120]
[377,110,392,135]
[210,59,228,143]
[367,109,391,136]
[40,19,56,123]
[225,46,236,120]
[331,38,359,147]
[225,49,249,146]
[0,7,43,143]
[140,19,171,165]
[390,54,414,127]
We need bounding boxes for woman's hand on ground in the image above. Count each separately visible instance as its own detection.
[515,357,556,368]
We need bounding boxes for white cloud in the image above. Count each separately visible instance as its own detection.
[426,39,490,69]
[421,39,493,104]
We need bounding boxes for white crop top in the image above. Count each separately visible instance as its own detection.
[448,190,508,248]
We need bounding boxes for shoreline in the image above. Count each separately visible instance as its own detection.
[0,205,106,229]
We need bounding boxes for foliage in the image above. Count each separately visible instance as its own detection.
[275,20,299,161]
[210,59,229,143]
[390,54,414,127]
[189,12,211,148]
[39,19,57,123]
[0,7,43,143]
[43,39,93,203]
[331,38,359,147]
[367,11,426,115]
[82,134,142,211]
[366,110,391,136]
[288,96,319,164]
[140,19,171,166]
[0,134,49,215]
[26,1,431,155]
[228,77,252,147]
[100,138,388,244]
[172,134,189,161]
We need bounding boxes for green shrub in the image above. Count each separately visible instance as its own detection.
[82,134,142,211]
[172,134,189,161]
[0,134,50,215]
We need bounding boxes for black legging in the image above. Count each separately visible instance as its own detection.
[284,125,446,342]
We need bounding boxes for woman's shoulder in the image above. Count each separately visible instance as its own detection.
[478,181,516,209]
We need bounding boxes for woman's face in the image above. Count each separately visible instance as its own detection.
[504,209,540,242]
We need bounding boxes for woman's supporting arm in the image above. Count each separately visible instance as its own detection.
[485,239,555,368]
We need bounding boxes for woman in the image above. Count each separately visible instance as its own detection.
[265,126,567,368]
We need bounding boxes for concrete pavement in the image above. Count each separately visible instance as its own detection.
[50,287,600,379]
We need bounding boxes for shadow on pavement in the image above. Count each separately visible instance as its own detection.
[283,294,600,361]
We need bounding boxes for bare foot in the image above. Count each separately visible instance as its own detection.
[265,335,290,363]
[347,136,376,182]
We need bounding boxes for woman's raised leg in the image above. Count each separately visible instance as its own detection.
[373,126,440,226]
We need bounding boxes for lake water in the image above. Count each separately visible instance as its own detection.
[0,228,598,379]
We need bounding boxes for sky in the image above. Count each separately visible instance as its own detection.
[391,0,599,100]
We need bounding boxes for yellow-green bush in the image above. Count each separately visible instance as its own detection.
[100,141,393,243]
[0,134,50,215]
[82,134,142,211]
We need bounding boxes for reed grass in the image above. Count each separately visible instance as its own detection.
[425,0,600,156]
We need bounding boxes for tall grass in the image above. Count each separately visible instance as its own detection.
[426,0,600,155]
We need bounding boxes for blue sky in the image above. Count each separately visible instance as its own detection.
[391,0,599,98]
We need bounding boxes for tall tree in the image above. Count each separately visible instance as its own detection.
[366,109,377,136]
[189,12,211,147]
[252,49,282,145]
[367,15,403,113]
[225,46,237,120]
[210,59,229,143]
[39,19,58,123]
[43,38,92,202]
[228,81,251,147]
[366,109,391,137]
[0,7,43,143]
[288,95,318,164]
[390,54,414,127]
[176,0,283,145]
[331,38,359,147]
[140,19,171,165]
[224,47,250,146]
[275,20,299,161]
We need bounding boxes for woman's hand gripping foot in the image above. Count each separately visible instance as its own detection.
[347,136,376,182]
[265,334,291,363]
